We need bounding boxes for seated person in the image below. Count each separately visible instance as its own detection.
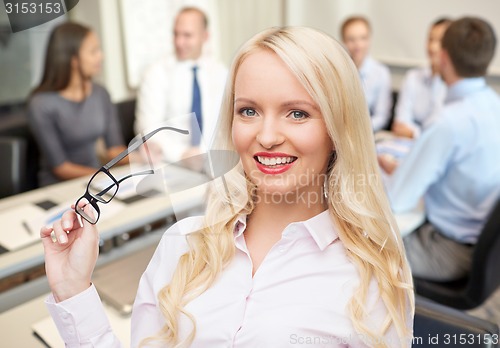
[380,17,500,282]
[28,22,126,186]
[135,7,227,164]
[341,16,392,131]
[392,18,452,139]
[41,27,414,347]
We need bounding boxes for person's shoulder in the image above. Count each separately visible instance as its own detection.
[405,66,428,80]
[91,82,112,99]
[476,85,500,105]
[28,91,60,116]
[164,215,205,236]
[29,91,57,106]
[198,56,226,73]
[367,56,390,74]
[145,56,177,75]
[139,56,176,86]
[91,82,108,94]
[155,216,205,255]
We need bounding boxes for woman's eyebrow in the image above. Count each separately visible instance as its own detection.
[234,97,257,105]
[234,98,318,111]
[281,100,319,110]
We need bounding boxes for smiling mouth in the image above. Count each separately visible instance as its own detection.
[254,156,298,168]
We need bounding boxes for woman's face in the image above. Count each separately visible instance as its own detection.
[232,50,333,200]
[75,31,103,78]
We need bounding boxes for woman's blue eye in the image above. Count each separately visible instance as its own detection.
[290,111,308,120]
[241,108,257,117]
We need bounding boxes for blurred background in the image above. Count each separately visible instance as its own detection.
[1,0,499,107]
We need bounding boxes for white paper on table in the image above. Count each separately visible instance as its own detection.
[24,199,127,242]
[0,204,46,250]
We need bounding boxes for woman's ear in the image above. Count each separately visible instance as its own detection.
[327,150,337,172]
[70,55,79,70]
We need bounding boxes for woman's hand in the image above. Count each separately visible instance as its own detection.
[378,154,399,175]
[391,121,415,139]
[40,205,100,302]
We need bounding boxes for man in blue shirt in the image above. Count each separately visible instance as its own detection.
[380,17,500,281]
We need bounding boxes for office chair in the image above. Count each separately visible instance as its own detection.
[414,295,499,348]
[116,99,137,145]
[0,136,27,198]
[414,200,500,310]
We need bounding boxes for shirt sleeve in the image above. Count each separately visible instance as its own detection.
[101,86,125,148]
[394,71,421,136]
[45,285,122,348]
[27,95,68,168]
[386,118,456,213]
[371,65,392,132]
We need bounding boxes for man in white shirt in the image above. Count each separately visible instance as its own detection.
[135,7,228,163]
[341,16,392,132]
[392,18,451,139]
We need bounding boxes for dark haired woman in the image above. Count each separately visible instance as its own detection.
[28,22,126,186]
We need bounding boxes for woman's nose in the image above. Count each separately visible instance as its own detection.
[256,117,285,149]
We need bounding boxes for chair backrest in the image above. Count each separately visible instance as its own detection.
[467,199,500,306]
[0,136,27,198]
[115,99,137,145]
[0,108,39,191]
[414,296,500,348]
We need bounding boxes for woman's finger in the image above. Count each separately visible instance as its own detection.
[40,226,59,248]
[52,219,69,245]
[40,225,53,238]
[60,209,80,232]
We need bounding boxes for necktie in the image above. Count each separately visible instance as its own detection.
[191,66,202,146]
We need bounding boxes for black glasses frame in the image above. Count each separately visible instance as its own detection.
[75,126,189,224]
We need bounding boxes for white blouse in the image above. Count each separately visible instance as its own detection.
[46,211,413,347]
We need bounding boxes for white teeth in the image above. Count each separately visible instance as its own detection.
[257,156,295,166]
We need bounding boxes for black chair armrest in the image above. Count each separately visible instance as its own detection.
[413,295,499,347]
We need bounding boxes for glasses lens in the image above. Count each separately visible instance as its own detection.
[88,171,118,203]
[75,197,99,224]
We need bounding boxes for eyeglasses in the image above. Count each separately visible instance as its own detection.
[75,126,189,224]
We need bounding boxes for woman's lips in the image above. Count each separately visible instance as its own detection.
[253,153,297,174]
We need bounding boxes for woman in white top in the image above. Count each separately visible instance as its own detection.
[41,27,414,347]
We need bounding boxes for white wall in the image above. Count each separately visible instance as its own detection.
[285,0,500,92]
[64,0,500,101]
[217,0,284,66]
[70,0,134,102]
[70,0,285,102]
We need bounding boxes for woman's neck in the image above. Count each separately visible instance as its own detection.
[247,189,327,240]
[59,73,91,102]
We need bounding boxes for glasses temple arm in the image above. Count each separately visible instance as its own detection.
[104,127,189,169]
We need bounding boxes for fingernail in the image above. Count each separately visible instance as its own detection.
[59,233,68,244]
[50,231,57,243]
[62,221,71,229]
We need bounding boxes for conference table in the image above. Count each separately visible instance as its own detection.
[0,163,424,347]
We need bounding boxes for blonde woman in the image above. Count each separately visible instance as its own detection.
[41,27,414,347]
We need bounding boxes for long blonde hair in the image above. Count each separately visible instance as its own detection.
[143,27,414,347]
